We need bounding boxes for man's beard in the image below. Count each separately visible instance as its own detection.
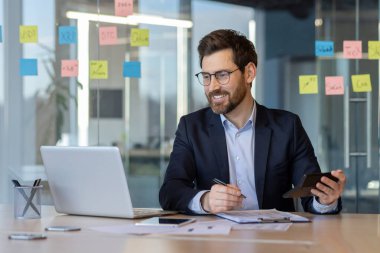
[206,82,247,115]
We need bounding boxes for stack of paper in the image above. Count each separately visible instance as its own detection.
[216,209,310,223]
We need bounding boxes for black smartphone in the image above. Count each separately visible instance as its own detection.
[135,217,196,227]
[283,172,339,198]
[8,233,47,240]
[45,226,81,232]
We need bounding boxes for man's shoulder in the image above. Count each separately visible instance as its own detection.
[256,103,299,126]
[182,107,214,121]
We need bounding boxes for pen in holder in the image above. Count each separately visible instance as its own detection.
[13,180,43,219]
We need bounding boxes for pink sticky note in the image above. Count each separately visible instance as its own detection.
[99,26,118,45]
[343,40,362,59]
[325,76,344,95]
[115,0,133,17]
[61,60,78,77]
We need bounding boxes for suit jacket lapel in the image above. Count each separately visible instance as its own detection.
[207,110,229,183]
[254,103,272,209]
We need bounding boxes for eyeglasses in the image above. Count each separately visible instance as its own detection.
[195,68,239,86]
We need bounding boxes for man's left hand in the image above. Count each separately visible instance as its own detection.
[310,169,346,205]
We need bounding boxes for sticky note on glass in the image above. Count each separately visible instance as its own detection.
[0,25,3,43]
[59,26,77,45]
[130,28,149,47]
[61,60,78,77]
[20,58,38,76]
[351,74,372,92]
[299,75,318,94]
[19,25,38,43]
[315,41,334,56]
[325,76,344,95]
[343,40,362,59]
[368,41,380,59]
[90,60,108,79]
[99,26,118,45]
[115,0,133,16]
[123,61,141,78]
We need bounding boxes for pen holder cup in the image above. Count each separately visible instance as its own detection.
[14,185,43,219]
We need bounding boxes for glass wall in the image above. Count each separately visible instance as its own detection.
[0,0,254,207]
[314,0,380,213]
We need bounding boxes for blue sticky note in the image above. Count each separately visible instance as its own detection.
[123,61,141,78]
[0,25,2,43]
[20,58,38,76]
[315,40,334,56]
[59,26,77,44]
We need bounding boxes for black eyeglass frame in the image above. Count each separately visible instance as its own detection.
[195,68,240,86]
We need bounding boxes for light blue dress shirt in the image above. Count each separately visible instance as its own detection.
[188,102,337,214]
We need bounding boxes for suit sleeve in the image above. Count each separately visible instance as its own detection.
[292,115,342,214]
[159,116,200,213]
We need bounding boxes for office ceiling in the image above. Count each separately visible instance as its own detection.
[210,0,379,18]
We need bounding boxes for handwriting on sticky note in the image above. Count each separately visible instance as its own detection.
[343,40,362,59]
[59,26,77,45]
[115,0,133,16]
[20,58,38,76]
[19,26,38,43]
[99,26,118,45]
[90,61,108,79]
[123,61,141,78]
[368,41,380,59]
[130,28,149,47]
[299,75,318,94]
[61,60,78,77]
[351,74,372,92]
[315,41,334,57]
[325,76,344,95]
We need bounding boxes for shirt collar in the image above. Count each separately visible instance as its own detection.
[220,100,257,129]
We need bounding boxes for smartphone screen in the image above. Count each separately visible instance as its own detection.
[135,217,196,227]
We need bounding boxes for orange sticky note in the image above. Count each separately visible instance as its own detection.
[130,28,149,47]
[299,75,318,94]
[351,74,372,92]
[325,76,344,95]
[115,0,133,17]
[343,40,362,59]
[61,60,78,77]
[368,41,380,59]
[99,26,118,45]
[90,60,108,79]
[19,25,38,43]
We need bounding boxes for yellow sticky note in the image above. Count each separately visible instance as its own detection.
[90,60,108,79]
[299,75,318,94]
[19,25,38,43]
[368,41,380,59]
[130,28,149,47]
[351,74,372,92]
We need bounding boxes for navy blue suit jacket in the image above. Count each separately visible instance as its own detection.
[159,103,341,214]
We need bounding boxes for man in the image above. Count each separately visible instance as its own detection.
[159,29,346,214]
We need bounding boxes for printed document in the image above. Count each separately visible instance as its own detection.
[216,209,310,223]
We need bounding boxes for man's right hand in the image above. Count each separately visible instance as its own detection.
[200,184,243,213]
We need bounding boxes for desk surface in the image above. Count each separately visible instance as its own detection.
[1,205,379,253]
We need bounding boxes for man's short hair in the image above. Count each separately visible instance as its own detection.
[197,29,258,71]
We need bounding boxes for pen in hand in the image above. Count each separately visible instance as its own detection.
[212,178,247,199]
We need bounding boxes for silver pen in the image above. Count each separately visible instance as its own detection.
[212,178,247,199]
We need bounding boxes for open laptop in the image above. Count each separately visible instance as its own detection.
[40,146,177,219]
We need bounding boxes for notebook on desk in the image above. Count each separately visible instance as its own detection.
[40,146,177,219]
